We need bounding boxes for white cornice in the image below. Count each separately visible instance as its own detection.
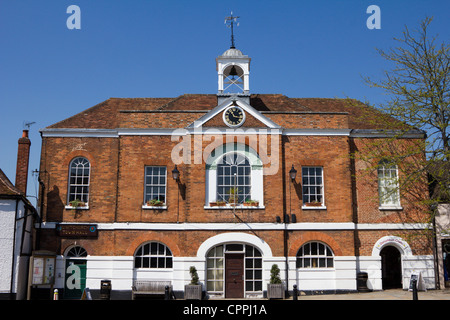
[40,128,118,138]
[40,128,425,138]
[38,221,431,231]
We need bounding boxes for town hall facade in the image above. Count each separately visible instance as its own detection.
[36,44,435,299]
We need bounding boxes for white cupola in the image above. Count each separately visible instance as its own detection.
[216,47,251,95]
[216,12,251,98]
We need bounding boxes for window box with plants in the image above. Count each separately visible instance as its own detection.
[184,266,202,300]
[65,199,88,210]
[302,200,326,209]
[267,264,284,299]
[243,199,259,207]
[209,200,227,207]
[142,199,167,209]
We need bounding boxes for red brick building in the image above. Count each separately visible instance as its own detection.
[37,46,434,299]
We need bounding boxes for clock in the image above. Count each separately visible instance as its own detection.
[223,106,245,127]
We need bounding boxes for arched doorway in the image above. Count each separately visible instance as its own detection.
[206,243,263,298]
[64,245,88,299]
[380,245,402,289]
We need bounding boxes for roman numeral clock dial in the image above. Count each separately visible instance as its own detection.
[223,106,245,127]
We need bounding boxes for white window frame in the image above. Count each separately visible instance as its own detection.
[296,241,334,269]
[378,160,402,210]
[301,166,326,210]
[216,153,252,204]
[134,241,173,269]
[205,143,264,209]
[142,166,167,209]
[66,157,90,209]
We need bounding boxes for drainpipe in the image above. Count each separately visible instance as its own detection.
[36,176,45,250]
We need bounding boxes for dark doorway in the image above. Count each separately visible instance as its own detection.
[380,246,402,289]
[64,259,87,299]
[225,253,244,298]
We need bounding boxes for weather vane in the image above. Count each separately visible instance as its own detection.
[224,12,239,49]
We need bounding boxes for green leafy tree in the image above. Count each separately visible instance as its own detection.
[362,16,449,203]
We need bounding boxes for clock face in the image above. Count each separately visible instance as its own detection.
[223,106,245,127]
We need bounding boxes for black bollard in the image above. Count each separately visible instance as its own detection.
[412,279,418,300]
[293,284,298,300]
[165,285,170,300]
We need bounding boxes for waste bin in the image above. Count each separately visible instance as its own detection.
[100,280,111,300]
[356,272,371,292]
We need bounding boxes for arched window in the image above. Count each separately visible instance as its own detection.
[68,157,90,206]
[377,159,400,207]
[66,245,88,257]
[296,242,334,268]
[217,153,251,204]
[205,143,263,207]
[134,242,173,269]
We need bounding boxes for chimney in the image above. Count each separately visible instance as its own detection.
[15,130,31,194]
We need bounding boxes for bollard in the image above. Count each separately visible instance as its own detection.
[53,289,58,300]
[165,285,170,300]
[412,278,418,300]
[293,284,298,300]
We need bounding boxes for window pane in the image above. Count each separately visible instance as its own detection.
[134,242,173,269]
[144,166,167,204]
[297,242,334,269]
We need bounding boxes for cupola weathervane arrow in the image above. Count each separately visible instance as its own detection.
[224,12,239,49]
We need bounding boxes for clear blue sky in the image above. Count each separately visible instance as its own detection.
[1,0,449,206]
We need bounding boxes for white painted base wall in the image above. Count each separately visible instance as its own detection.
[52,254,435,297]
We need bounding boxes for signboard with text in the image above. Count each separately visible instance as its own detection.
[56,224,98,238]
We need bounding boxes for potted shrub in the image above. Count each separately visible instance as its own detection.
[227,187,240,206]
[267,264,284,299]
[184,266,202,300]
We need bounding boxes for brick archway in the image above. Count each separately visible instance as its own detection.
[125,232,181,257]
[289,232,343,256]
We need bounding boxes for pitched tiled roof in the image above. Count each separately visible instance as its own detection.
[46,94,406,130]
[0,169,23,196]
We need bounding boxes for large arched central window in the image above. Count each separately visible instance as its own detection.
[217,153,251,204]
[205,143,264,207]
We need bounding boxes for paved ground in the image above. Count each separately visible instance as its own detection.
[295,288,450,300]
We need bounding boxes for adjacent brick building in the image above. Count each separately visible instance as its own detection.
[37,46,435,299]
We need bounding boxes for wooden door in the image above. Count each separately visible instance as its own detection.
[225,253,244,298]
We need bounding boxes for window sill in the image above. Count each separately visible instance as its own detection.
[379,206,403,211]
[204,205,265,210]
[302,206,327,210]
[142,205,167,210]
[65,205,89,210]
